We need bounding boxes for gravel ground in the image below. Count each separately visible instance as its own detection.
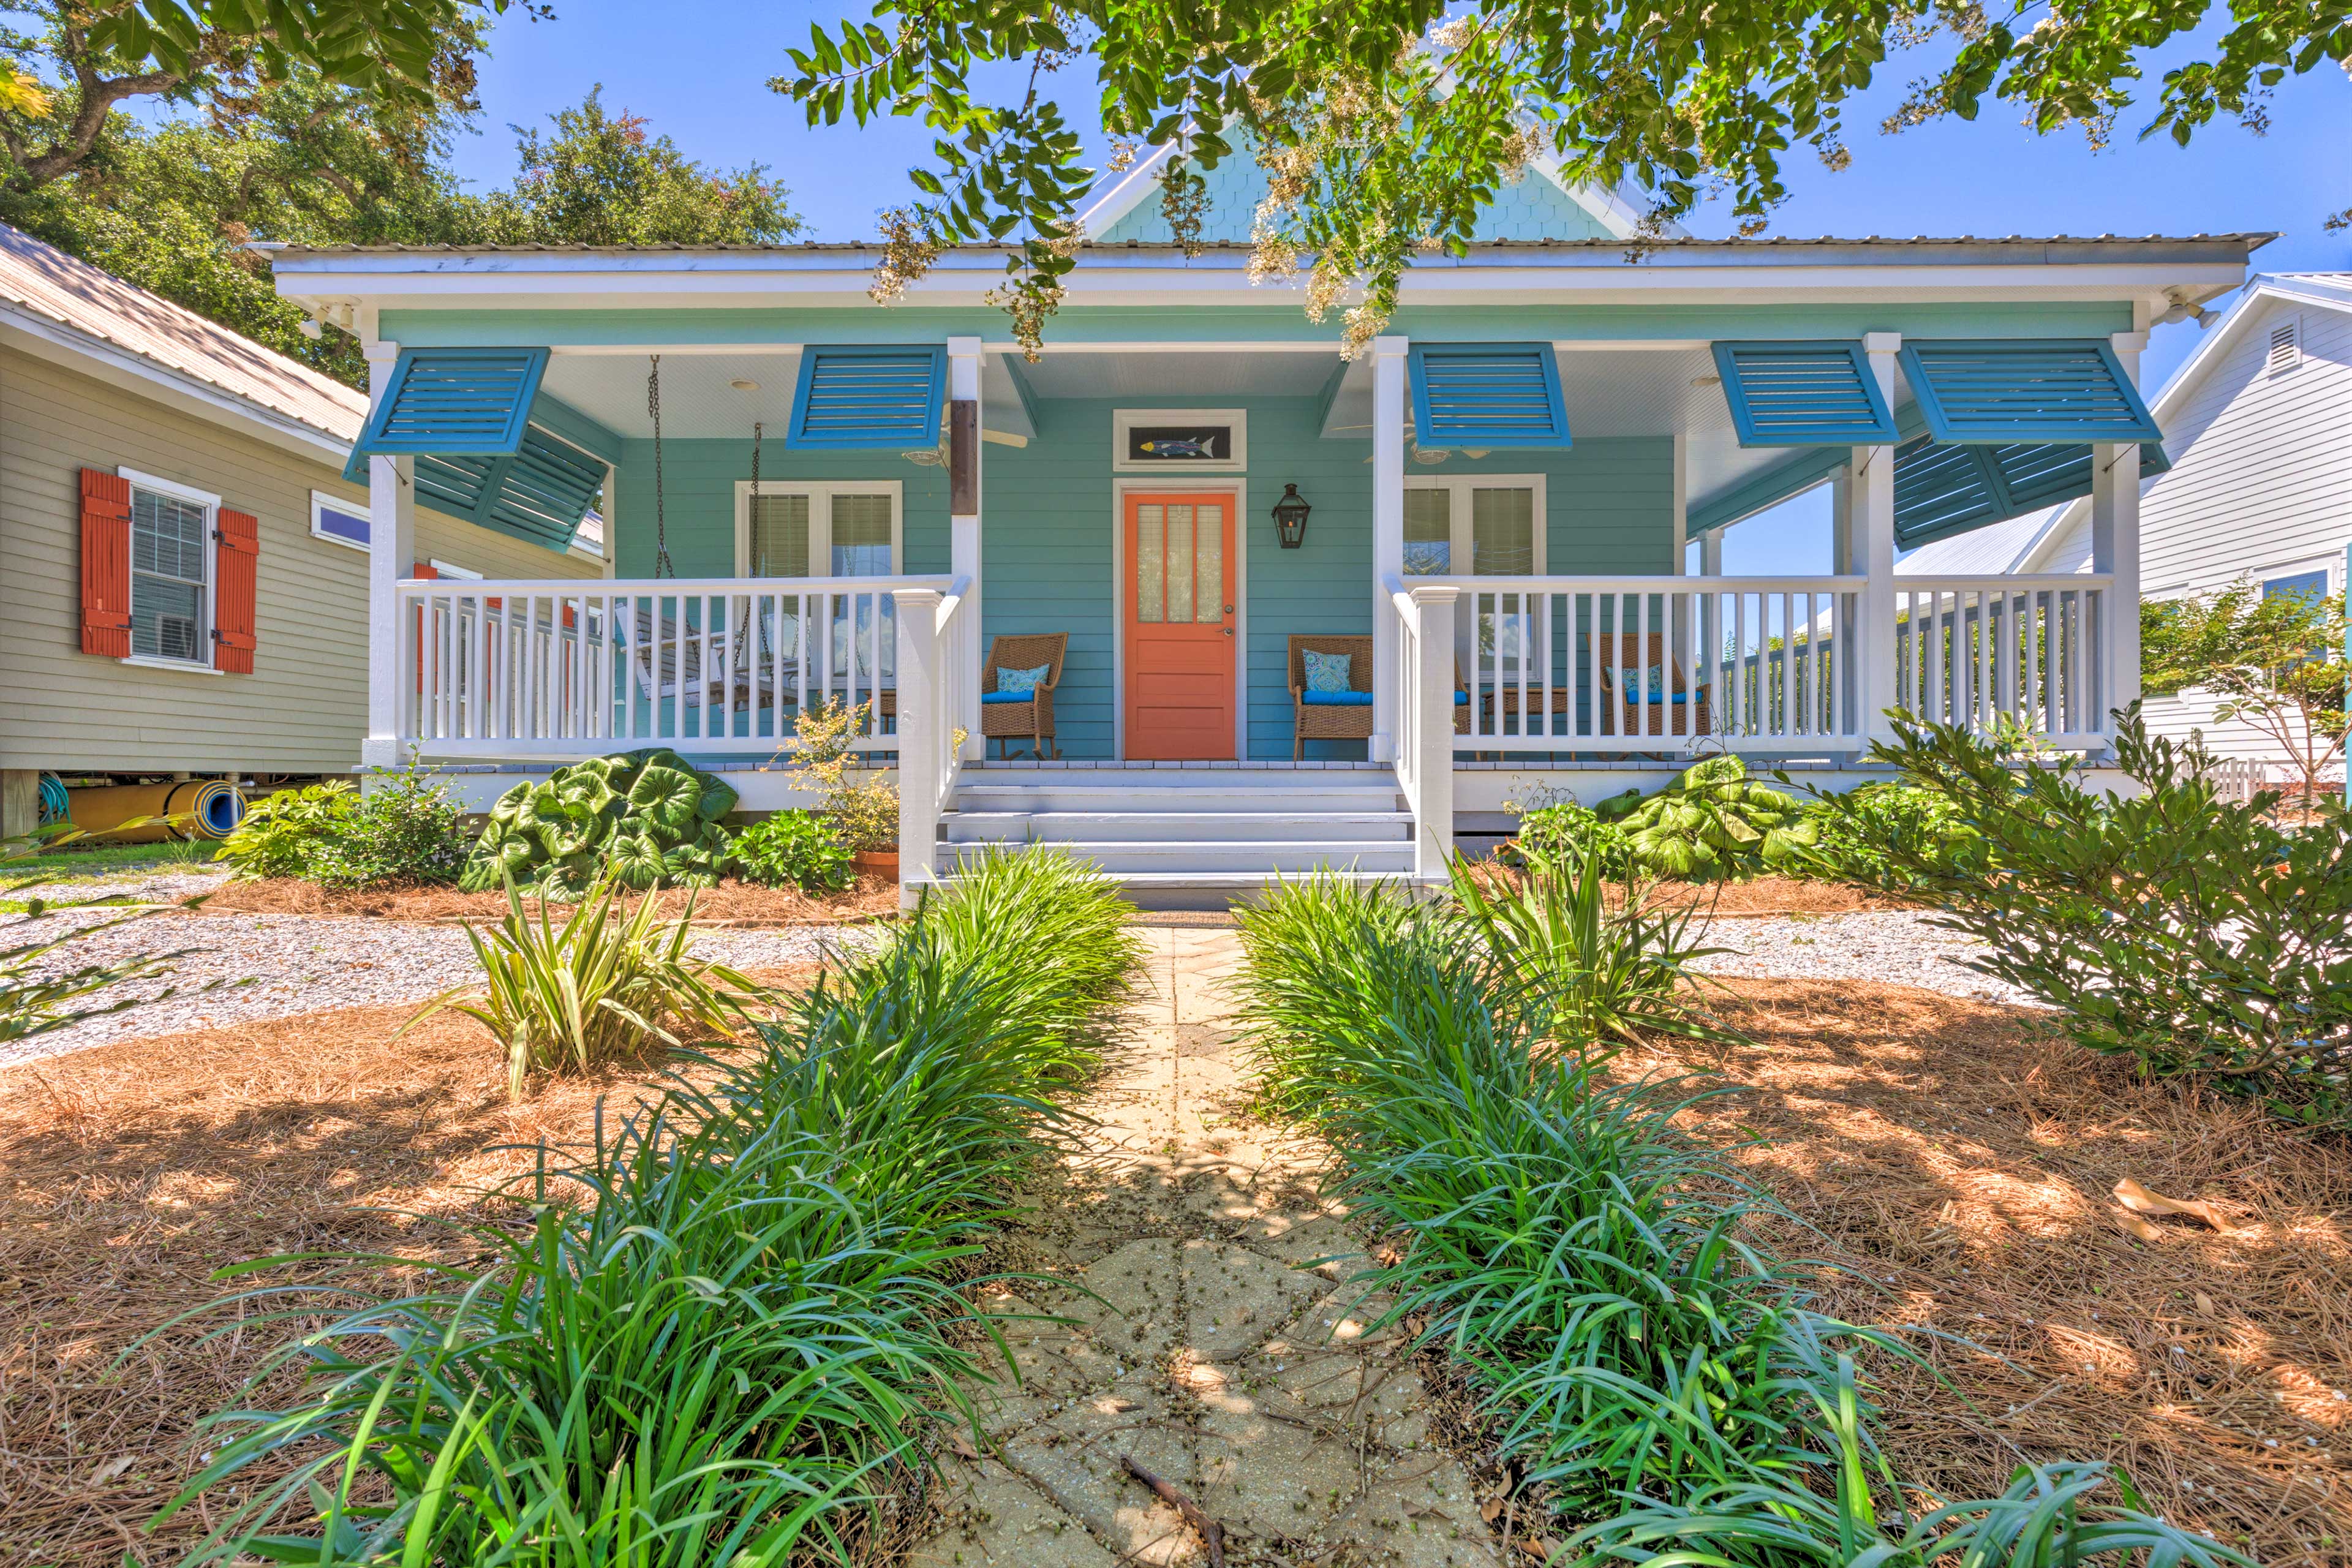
[2,904,876,1070]
[12,862,235,908]
[1689,909,2040,1007]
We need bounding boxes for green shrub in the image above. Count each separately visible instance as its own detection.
[464,747,737,898]
[156,848,1139,1567]
[1234,874,2245,1567]
[1449,848,1729,1050]
[1839,708,2352,1130]
[217,780,355,880]
[731,810,854,892]
[218,760,468,888]
[1508,794,1634,874]
[1560,758,1818,881]
[1790,779,1977,890]
[404,872,761,1099]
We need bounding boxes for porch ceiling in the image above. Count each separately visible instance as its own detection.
[536,349,1043,443]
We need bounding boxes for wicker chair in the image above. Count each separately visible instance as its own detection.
[1594,631,1711,738]
[981,632,1067,758]
[1287,635,1469,759]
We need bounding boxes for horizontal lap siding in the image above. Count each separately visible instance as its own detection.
[0,345,594,775]
[2135,298,2352,764]
[984,404,1120,757]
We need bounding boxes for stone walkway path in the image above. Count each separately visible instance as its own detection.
[912,927,1501,1568]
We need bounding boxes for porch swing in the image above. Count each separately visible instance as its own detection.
[619,355,744,718]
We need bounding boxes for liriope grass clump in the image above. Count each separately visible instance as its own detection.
[1235,872,2248,1568]
[151,846,1137,1568]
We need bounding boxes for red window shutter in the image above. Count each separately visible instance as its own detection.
[410,560,438,690]
[78,468,132,657]
[212,508,260,673]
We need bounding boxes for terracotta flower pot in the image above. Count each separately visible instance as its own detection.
[852,848,900,878]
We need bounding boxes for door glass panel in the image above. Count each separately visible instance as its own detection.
[1470,487,1536,575]
[1135,504,1165,623]
[829,493,894,575]
[1166,504,1196,623]
[747,494,811,577]
[1194,505,1224,623]
[1404,489,1451,575]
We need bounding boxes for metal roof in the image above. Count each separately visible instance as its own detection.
[273,232,2276,258]
[0,222,364,442]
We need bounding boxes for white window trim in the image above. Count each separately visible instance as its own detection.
[1111,408,1248,473]
[118,465,219,671]
[309,489,371,552]
[2258,555,2337,598]
[428,559,484,580]
[1401,473,1549,577]
[731,479,905,578]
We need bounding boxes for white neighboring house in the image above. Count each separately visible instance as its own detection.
[1899,271,2352,777]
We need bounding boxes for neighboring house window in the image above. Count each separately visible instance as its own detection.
[2263,568,2328,606]
[311,491,369,551]
[734,481,904,576]
[126,470,217,665]
[2267,318,2301,376]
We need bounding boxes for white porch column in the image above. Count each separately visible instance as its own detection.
[894,586,945,908]
[2092,331,2147,735]
[1409,584,1458,878]
[1698,526,1723,715]
[1369,335,1409,762]
[1854,333,1901,749]
[361,341,417,779]
[946,335,984,761]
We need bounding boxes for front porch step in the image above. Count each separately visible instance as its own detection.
[923,865,1423,912]
[954,783,1400,815]
[945,810,1414,846]
[949,839,1415,876]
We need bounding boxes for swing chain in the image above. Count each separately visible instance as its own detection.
[649,355,673,578]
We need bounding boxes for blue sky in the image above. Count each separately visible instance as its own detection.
[445,1,2351,568]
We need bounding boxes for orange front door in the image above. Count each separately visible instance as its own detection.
[1124,492,1235,760]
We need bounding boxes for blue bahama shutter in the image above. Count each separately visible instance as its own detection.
[478,428,607,551]
[1899,339,2160,445]
[1891,435,2173,551]
[786,345,948,449]
[1712,342,1898,446]
[1409,344,1570,448]
[354,348,549,458]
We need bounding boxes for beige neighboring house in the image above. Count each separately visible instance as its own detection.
[0,222,605,834]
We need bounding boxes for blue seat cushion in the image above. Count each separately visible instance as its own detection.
[981,691,1036,705]
[1455,690,1470,705]
[1301,690,1374,707]
[1637,693,1694,703]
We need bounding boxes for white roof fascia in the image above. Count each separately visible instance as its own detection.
[1074,142,1180,236]
[0,303,352,464]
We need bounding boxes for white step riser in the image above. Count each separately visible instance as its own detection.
[946,812,1412,846]
[956,788,1398,815]
[951,845,1415,876]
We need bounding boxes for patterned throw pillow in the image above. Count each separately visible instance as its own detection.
[1302,649,1354,694]
[995,663,1050,698]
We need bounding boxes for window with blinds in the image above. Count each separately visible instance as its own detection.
[1401,478,1544,578]
[1403,489,1451,575]
[737,483,901,578]
[130,483,210,662]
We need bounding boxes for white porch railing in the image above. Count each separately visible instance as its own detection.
[892,576,972,894]
[1894,575,2111,745]
[394,575,953,758]
[1387,579,1458,878]
[1427,575,1869,754]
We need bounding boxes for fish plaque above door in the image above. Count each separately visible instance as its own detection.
[1112,409,1246,472]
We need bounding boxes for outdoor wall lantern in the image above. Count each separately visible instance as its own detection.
[1272,483,1312,549]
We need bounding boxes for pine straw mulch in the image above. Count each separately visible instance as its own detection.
[192,874,902,925]
[1627,979,2352,1567]
[0,970,815,1568]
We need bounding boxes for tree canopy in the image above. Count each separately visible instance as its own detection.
[778,0,2351,352]
[0,69,798,384]
[2143,579,2348,799]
